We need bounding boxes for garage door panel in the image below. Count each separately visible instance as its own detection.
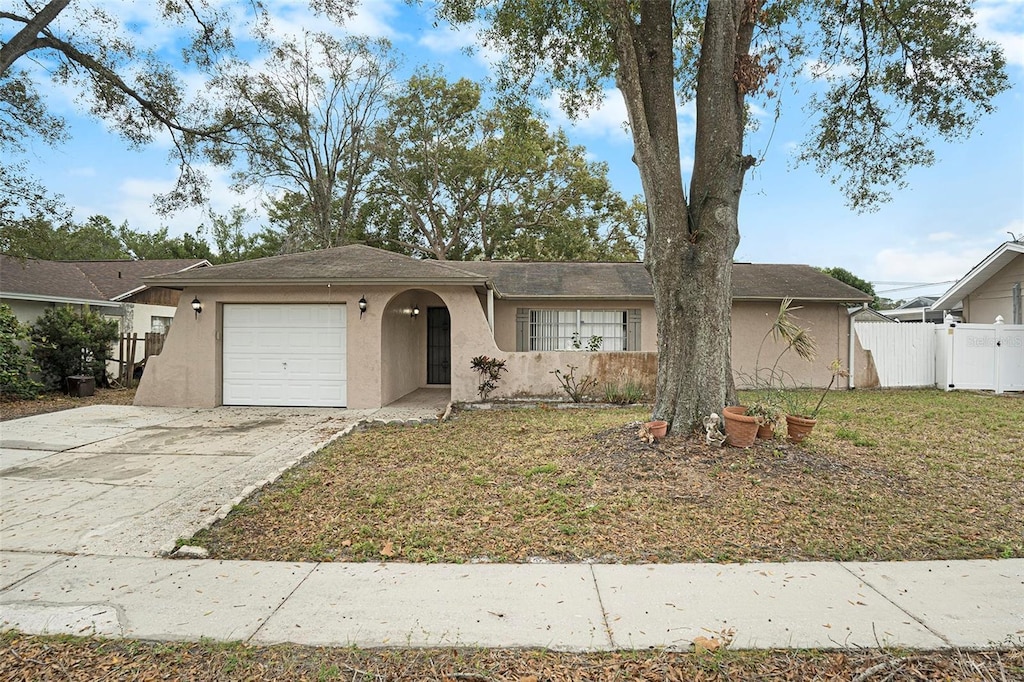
[223,304,346,407]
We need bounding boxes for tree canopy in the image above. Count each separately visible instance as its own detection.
[1,0,252,215]
[433,0,1007,432]
[364,71,641,261]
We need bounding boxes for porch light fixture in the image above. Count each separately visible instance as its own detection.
[358,295,367,318]
[410,305,420,319]
[191,296,203,319]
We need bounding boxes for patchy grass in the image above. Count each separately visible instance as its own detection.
[0,387,137,421]
[192,390,1024,564]
[2,632,1021,681]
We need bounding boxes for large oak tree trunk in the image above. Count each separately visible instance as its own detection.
[609,0,754,433]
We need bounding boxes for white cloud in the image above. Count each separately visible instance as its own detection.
[927,231,957,242]
[975,0,1024,68]
[543,89,632,142]
[872,245,990,283]
[73,165,263,239]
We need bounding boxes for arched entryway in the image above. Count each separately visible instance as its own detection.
[381,288,451,407]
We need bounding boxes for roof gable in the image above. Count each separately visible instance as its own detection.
[932,241,1024,310]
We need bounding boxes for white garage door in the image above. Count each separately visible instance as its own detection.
[223,304,346,407]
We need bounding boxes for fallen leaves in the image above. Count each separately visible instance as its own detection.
[3,633,1022,681]
[190,393,1024,565]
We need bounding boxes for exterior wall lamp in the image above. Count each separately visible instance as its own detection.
[191,296,203,319]
[358,295,367,318]
[410,305,420,319]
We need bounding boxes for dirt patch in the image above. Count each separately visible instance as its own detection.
[0,387,137,421]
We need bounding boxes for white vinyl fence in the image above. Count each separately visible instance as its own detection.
[854,322,936,387]
[936,321,1024,393]
[856,319,1024,392]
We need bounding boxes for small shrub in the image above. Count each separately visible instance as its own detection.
[603,379,646,404]
[0,304,43,398]
[551,364,597,402]
[30,306,118,390]
[470,355,507,399]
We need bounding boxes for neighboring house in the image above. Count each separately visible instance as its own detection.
[931,240,1024,324]
[136,244,871,409]
[879,296,962,323]
[848,305,896,323]
[0,256,211,368]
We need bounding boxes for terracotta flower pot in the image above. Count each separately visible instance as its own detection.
[786,414,817,443]
[756,423,775,440]
[645,420,668,439]
[722,406,757,448]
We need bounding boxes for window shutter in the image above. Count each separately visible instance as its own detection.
[516,308,529,351]
[626,309,641,350]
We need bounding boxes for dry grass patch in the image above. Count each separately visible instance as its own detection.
[192,390,1023,563]
[0,387,137,421]
[3,633,1022,681]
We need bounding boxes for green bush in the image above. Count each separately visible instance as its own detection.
[30,306,118,390]
[0,304,43,399]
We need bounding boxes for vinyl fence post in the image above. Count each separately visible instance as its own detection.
[994,315,1004,394]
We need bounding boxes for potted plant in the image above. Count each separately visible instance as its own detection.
[746,397,785,439]
[781,359,850,443]
[722,406,758,447]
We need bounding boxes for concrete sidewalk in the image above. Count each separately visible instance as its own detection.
[2,554,1021,651]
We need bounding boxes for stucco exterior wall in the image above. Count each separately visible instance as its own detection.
[963,253,1023,323]
[731,300,853,389]
[135,285,854,410]
[381,289,444,405]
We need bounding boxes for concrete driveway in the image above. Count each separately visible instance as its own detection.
[0,404,416,557]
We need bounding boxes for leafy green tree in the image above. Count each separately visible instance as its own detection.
[1,215,128,260]
[119,225,214,261]
[30,306,118,389]
[1,0,251,213]
[433,0,1007,432]
[208,33,397,251]
[0,303,42,399]
[367,72,640,261]
[206,206,283,263]
[819,267,879,309]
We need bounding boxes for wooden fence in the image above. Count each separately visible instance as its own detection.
[115,332,165,386]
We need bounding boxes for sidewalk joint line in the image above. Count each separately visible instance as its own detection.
[247,561,320,644]
[589,564,615,649]
[838,562,952,648]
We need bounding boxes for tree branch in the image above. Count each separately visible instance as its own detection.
[0,0,71,75]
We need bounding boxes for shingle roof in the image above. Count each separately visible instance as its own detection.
[140,245,872,303]
[463,261,871,302]
[144,244,488,286]
[1,256,209,302]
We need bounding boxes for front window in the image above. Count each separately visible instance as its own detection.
[529,310,627,351]
[151,316,173,335]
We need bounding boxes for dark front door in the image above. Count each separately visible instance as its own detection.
[426,307,451,384]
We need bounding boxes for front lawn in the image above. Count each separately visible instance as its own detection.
[191,389,1024,563]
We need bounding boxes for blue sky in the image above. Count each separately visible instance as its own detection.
[11,0,1024,301]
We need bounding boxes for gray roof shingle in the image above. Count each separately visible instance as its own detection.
[141,245,871,303]
[1,256,208,301]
